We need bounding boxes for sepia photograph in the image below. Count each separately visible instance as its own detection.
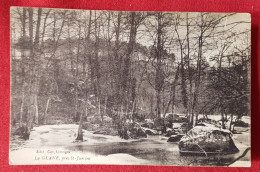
[10,7,251,166]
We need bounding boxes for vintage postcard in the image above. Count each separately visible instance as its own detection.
[10,7,251,166]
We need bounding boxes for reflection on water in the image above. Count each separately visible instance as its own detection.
[66,136,237,166]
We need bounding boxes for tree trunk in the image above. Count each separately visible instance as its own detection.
[195,113,199,125]
[104,96,107,117]
[19,84,25,127]
[229,114,234,131]
[74,18,81,122]
[40,10,50,50]
[42,97,51,124]
[114,12,122,104]
[155,13,163,118]
[131,98,136,122]
[34,95,39,125]
[122,12,137,105]
[19,8,27,128]
[76,112,84,141]
[164,99,172,116]
[25,8,36,138]
[221,110,226,129]
[93,11,101,98]
[99,98,103,124]
[186,13,193,116]
[28,8,34,46]
[167,68,179,115]
[85,11,97,97]
[190,15,205,126]
[156,91,161,118]
[34,8,42,49]
[25,104,35,140]
[85,102,88,122]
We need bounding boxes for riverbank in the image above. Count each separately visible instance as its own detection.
[9,124,250,166]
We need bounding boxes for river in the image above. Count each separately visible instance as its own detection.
[9,124,249,166]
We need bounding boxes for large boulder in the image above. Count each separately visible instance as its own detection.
[197,118,221,128]
[118,125,130,139]
[93,127,118,136]
[167,134,185,142]
[154,118,165,131]
[196,122,217,128]
[172,123,188,135]
[171,114,188,123]
[13,125,30,140]
[165,128,176,137]
[141,122,155,129]
[233,120,249,128]
[165,113,174,122]
[142,127,158,135]
[103,115,113,123]
[118,122,147,139]
[172,123,182,129]
[179,126,239,156]
[82,122,100,131]
[128,123,147,139]
[93,130,107,135]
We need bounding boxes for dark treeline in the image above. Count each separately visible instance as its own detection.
[10,7,250,140]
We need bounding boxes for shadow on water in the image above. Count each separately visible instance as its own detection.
[66,137,238,166]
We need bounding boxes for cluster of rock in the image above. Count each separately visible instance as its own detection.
[82,114,241,156]
[82,115,118,136]
[13,125,30,140]
[119,113,189,140]
[81,113,188,140]
[160,115,240,156]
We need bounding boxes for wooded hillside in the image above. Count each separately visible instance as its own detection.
[10,8,250,140]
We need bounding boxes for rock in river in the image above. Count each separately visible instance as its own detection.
[167,134,184,142]
[179,126,239,156]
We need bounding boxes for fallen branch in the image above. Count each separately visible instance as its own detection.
[227,147,251,166]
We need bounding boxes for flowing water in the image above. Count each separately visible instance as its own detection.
[10,124,247,166]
